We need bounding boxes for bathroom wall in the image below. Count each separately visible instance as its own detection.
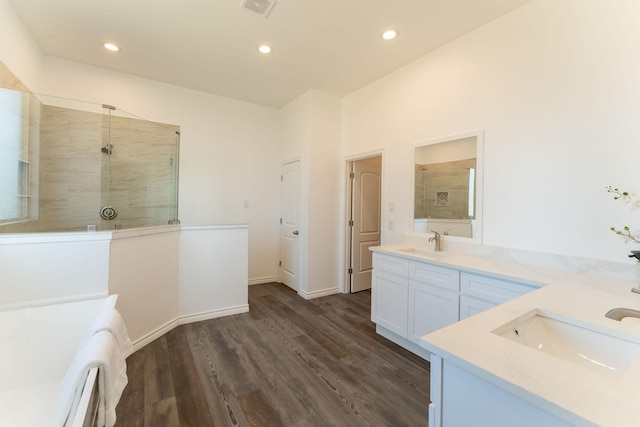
[0,62,30,92]
[342,0,640,264]
[0,232,110,307]
[281,90,342,298]
[0,0,281,283]
[38,57,282,284]
[0,225,249,347]
[0,0,42,92]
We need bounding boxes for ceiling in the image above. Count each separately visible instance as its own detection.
[10,0,530,108]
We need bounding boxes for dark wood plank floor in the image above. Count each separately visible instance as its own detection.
[115,282,430,427]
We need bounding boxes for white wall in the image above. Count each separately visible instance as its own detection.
[0,0,42,91]
[306,91,342,297]
[342,0,640,264]
[109,228,180,346]
[0,226,250,347]
[36,57,281,284]
[179,225,248,320]
[109,225,249,348]
[0,233,110,308]
[281,90,342,298]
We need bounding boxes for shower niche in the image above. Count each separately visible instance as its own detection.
[0,88,180,233]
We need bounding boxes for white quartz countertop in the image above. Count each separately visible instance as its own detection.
[371,245,640,427]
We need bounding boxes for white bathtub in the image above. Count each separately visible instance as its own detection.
[0,296,116,427]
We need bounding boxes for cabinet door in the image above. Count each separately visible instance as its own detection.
[459,295,497,320]
[408,280,458,344]
[372,270,408,338]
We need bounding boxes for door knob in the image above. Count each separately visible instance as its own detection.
[293,230,299,235]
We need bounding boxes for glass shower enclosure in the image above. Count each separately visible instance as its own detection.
[0,88,180,233]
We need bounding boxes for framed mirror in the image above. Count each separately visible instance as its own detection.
[413,130,483,242]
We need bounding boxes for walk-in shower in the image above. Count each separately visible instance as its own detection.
[0,87,180,233]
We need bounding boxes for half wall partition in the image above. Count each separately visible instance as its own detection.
[0,88,180,233]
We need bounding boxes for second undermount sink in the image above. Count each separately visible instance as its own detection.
[396,247,449,258]
[492,309,640,377]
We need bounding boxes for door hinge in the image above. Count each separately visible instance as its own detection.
[348,220,354,226]
[350,172,355,179]
[280,218,282,224]
[279,260,282,267]
[281,175,283,181]
[348,268,353,274]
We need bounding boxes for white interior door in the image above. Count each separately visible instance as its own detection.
[280,160,300,290]
[350,156,381,292]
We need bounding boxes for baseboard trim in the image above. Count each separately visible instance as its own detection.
[298,286,339,300]
[249,276,279,285]
[131,304,250,351]
[132,318,180,351]
[178,304,249,325]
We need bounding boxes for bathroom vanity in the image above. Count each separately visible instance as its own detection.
[371,247,540,359]
[370,245,640,427]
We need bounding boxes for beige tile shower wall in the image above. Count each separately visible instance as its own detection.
[2,103,179,232]
[39,105,103,231]
[101,116,178,230]
[0,61,29,92]
[1,104,102,232]
[416,158,476,220]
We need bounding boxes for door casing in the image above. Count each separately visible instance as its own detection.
[344,153,382,293]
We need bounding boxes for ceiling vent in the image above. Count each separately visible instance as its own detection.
[240,0,277,18]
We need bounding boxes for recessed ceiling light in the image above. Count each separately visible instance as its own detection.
[258,44,272,54]
[382,30,397,41]
[103,43,120,52]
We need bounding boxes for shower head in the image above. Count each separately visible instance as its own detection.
[101,144,112,155]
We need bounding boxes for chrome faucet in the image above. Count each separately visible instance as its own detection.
[428,231,442,252]
[605,307,640,321]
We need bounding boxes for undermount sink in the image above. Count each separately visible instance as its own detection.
[492,309,640,377]
[396,247,449,258]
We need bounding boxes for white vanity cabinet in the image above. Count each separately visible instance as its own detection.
[429,355,572,427]
[371,249,543,360]
[459,272,538,320]
[408,262,459,344]
[371,253,409,338]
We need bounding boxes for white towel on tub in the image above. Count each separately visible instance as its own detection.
[90,308,134,359]
[88,297,134,359]
[56,331,128,427]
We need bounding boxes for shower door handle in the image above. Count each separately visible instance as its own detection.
[292,230,299,235]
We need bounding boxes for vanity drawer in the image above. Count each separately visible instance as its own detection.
[409,261,459,292]
[373,253,409,277]
[460,272,538,304]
